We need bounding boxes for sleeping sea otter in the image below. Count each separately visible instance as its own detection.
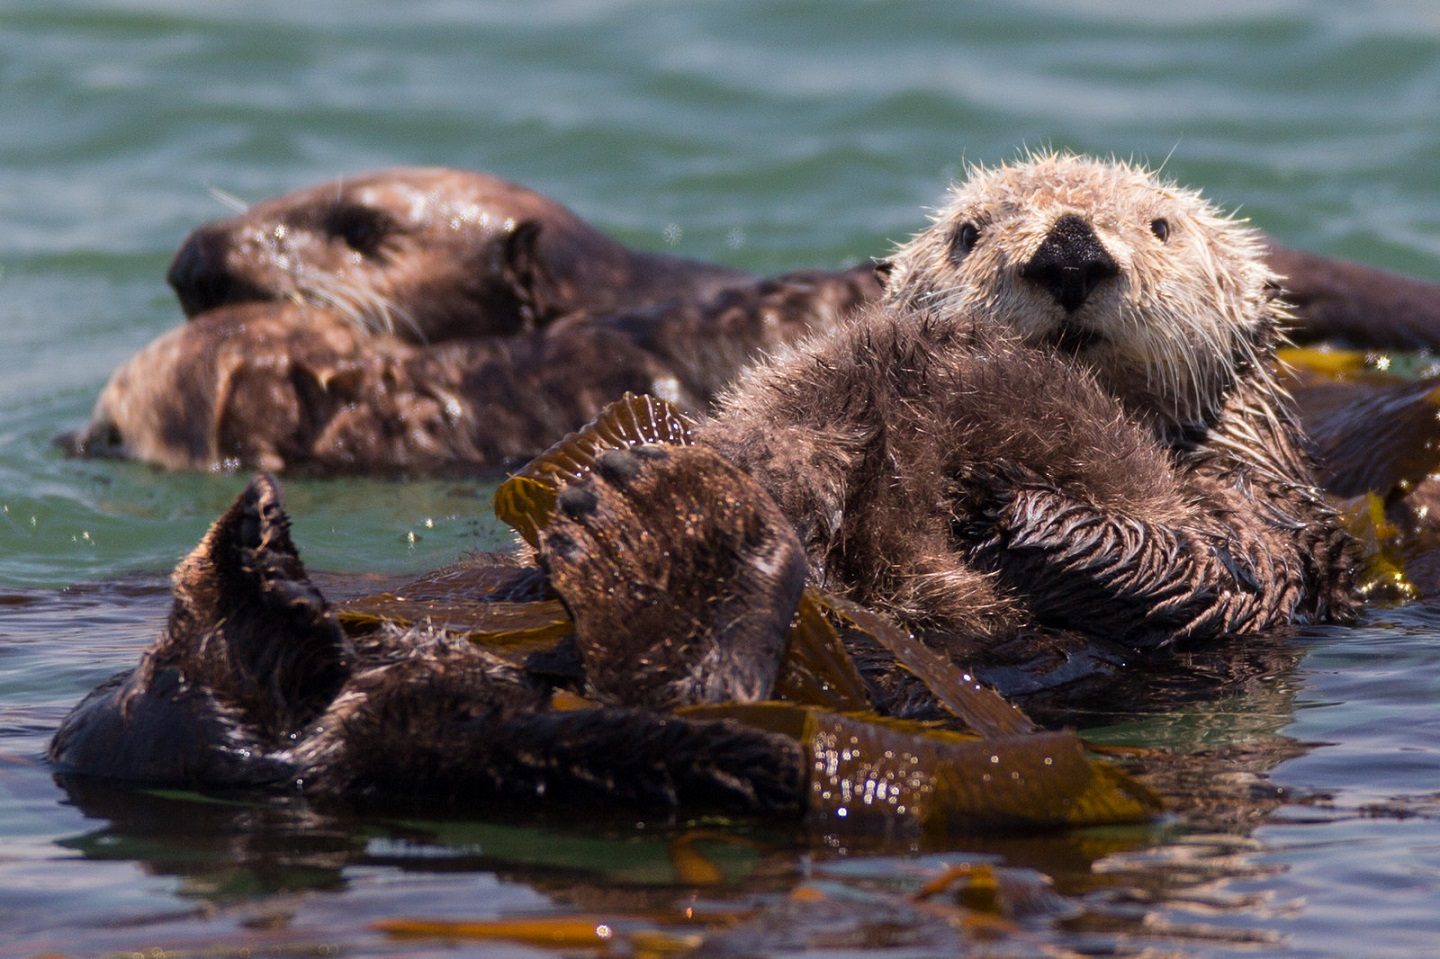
[166,166,751,341]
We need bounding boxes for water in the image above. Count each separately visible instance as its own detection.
[2,1,1439,954]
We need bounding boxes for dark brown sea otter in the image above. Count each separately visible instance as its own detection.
[698,153,1358,648]
[72,164,1440,478]
[167,166,750,341]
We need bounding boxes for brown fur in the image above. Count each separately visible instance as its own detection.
[71,266,881,475]
[77,163,1440,482]
[700,153,1357,649]
[168,167,749,342]
[50,472,807,811]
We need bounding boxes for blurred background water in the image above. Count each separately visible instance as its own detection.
[1,1,1438,955]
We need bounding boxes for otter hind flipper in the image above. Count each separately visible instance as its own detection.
[49,473,343,785]
[541,444,807,710]
[164,473,351,737]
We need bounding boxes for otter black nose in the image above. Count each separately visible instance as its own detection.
[1019,214,1119,313]
[167,226,233,316]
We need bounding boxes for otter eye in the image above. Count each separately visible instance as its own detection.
[952,222,980,260]
[1150,218,1170,243]
[327,206,393,256]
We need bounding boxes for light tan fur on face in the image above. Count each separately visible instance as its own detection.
[886,151,1283,431]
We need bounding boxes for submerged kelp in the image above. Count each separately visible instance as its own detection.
[1283,346,1440,599]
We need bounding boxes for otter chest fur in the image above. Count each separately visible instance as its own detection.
[699,152,1357,649]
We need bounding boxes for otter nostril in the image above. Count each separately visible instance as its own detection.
[1019,213,1119,313]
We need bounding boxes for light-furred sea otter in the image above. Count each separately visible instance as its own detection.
[698,152,1358,650]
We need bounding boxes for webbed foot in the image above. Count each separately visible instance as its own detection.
[159,473,351,738]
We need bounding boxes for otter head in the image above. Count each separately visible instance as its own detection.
[167,168,711,343]
[887,152,1282,431]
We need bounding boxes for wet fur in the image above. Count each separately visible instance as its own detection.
[169,167,749,342]
[72,267,881,475]
[51,465,808,813]
[701,153,1357,648]
[77,162,1440,484]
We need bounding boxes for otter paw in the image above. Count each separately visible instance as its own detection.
[540,444,806,709]
[165,473,351,737]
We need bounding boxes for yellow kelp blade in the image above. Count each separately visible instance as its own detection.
[374,910,737,949]
[492,474,557,549]
[494,392,696,547]
[1338,492,1417,602]
[374,914,621,945]
[338,596,573,661]
[683,702,1160,831]
[1277,345,1398,383]
[812,590,1036,739]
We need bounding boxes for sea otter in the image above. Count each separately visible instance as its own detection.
[70,162,1440,479]
[49,446,1158,825]
[167,167,750,341]
[698,152,1358,648]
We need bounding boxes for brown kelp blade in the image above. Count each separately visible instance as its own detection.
[812,590,1037,739]
[773,591,874,711]
[490,394,1045,726]
[494,392,696,547]
[684,703,1161,831]
[490,394,880,708]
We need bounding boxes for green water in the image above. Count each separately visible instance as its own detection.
[2,1,1439,955]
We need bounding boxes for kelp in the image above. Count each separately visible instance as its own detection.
[495,392,695,547]
[1339,493,1417,601]
[1282,345,1440,598]
[811,590,1037,739]
[682,702,1161,832]
[364,393,1161,832]
[772,591,873,711]
[338,596,573,661]
[490,395,1042,729]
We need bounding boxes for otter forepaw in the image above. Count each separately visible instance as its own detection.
[540,444,806,709]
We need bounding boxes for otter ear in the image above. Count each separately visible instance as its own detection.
[872,258,895,289]
[502,219,562,329]
[167,474,351,736]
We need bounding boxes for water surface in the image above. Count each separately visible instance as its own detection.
[2,2,1439,955]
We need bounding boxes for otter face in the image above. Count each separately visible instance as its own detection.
[166,168,627,342]
[887,153,1279,428]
